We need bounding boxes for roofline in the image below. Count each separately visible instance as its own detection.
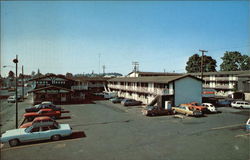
[28,85,73,93]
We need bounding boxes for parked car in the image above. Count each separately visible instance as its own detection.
[142,106,172,116]
[23,109,61,121]
[7,95,22,103]
[201,103,217,113]
[121,99,142,106]
[172,104,203,117]
[185,102,208,113]
[19,116,57,128]
[246,118,250,131]
[7,96,15,103]
[0,123,72,147]
[25,103,61,113]
[110,97,124,103]
[231,101,250,109]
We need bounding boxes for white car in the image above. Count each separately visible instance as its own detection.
[201,103,217,113]
[0,123,72,147]
[231,101,250,109]
[7,96,16,103]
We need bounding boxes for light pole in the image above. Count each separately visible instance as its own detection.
[13,55,18,129]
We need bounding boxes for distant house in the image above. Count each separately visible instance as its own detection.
[190,70,250,94]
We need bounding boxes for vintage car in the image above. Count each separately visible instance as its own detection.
[201,103,217,113]
[142,106,172,116]
[0,123,72,147]
[172,104,203,117]
[23,109,61,121]
[121,99,142,106]
[110,97,124,103]
[25,103,61,113]
[231,101,250,109]
[19,116,57,128]
[186,102,208,113]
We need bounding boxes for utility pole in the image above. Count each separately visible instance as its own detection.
[22,65,24,101]
[102,65,106,76]
[13,55,18,129]
[132,61,139,77]
[199,50,208,81]
[98,53,101,75]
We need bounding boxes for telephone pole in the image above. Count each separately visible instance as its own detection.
[199,49,208,80]
[132,61,139,77]
[22,65,24,100]
[102,65,106,76]
[13,55,18,129]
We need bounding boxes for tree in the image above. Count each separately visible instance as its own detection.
[66,72,73,78]
[8,71,15,78]
[186,54,217,73]
[220,51,250,71]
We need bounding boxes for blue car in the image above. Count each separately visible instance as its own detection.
[0,123,72,147]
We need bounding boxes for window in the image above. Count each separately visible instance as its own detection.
[31,127,39,133]
[41,126,50,131]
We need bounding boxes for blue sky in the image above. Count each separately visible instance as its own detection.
[1,1,249,76]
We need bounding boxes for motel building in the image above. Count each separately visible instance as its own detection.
[108,75,203,106]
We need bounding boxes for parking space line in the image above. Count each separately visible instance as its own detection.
[235,133,250,138]
[1,136,83,152]
[211,123,244,130]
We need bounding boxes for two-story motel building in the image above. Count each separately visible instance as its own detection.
[108,75,203,106]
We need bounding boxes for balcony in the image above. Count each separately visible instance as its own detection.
[108,84,173,95]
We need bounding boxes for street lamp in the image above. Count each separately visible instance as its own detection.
[13,55,18,129]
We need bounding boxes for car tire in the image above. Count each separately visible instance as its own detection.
[51,135,61,141]
[185,113,189,116]
[9,139,19,147]
[240,106,243,109]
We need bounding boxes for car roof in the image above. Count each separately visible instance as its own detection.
[39,109,53,112]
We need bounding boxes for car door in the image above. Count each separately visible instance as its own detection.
[39,126,52,140]
[22,127,41,142]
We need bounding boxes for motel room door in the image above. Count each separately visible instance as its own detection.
[61,93,66,102]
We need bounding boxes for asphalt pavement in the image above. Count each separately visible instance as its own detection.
[1,99,249,160]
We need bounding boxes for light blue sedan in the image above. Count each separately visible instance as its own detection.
[0,124,72,147]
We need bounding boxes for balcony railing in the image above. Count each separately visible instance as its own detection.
[71,85,88,90]
[108,84,173,95]
[203,77,237,81]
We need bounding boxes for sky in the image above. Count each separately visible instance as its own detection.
[1,1,249,77]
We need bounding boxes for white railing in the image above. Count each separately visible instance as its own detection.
[71,85,88,90]
[108,84,173,95]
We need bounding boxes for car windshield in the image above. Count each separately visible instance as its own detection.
[35,104,40,108]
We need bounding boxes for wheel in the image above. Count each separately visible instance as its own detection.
[185,113,189,116]
[240,106,243,109]
[51,135,61,141]
[9,139,19,147]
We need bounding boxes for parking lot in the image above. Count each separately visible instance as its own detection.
[1,98,250,160]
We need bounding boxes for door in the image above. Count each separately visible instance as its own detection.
[61,94,66,102]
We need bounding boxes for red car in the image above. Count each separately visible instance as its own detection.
[23,109,61,121]
[19,116,57,128]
